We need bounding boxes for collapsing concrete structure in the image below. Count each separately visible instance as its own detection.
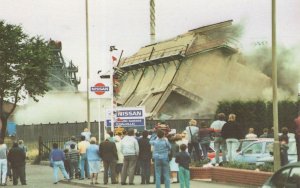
[116,20,271,119]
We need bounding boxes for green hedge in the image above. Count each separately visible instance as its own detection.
[215,100,299,136]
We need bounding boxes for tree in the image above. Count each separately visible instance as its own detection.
[0,20,54,139]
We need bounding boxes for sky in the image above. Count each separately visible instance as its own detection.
[1,0,300,92]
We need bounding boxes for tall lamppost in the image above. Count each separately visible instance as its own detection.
[272,0,281,171]
[85,0,91,130]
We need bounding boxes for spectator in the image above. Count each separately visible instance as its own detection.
[294,114,300,161]
[115,136,124,184]
[245,128,258,139]
[99,138,118,185]
[210,113,227,166]
[49,143,70,184]
[64,136,77,151]
[168,134,179,183]
[199,122,214,160]
[175,144,191,188]
[150,129,171,188]
[81,128,91,141]
[63,149,71,176]
[86,137,100,185]
[0,138,7,186]
[138,130,151,184]
[107,131,115,143]
[7,142,26,185]
[279,127,289,166]
[67,144,80,179]
[221,114,243,162]
[259,128,269,138]
[267,127,274,138]
[78,135,90,180]
[120,128,139,185]
[185,119,201,162]
[18,140,27,156]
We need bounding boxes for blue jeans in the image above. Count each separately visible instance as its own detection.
[214,137,227,163]
[178,166,190,188]
[53,161,69,183]
[80,153,90,178]
[154,158,170,188]
[140,159,151,183]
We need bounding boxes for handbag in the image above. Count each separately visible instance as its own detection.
[189,126,199,143]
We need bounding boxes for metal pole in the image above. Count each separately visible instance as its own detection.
[85,0,91,130]
[272,0,281,171]
[150,0,156,44]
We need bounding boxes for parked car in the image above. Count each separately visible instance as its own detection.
[262,162,300,188]
[256,137,297,166]
[234,138,274,164]
[210,138,259,164]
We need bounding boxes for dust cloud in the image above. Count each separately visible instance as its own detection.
[14,91,110,124]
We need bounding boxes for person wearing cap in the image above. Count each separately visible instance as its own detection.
[8,142,26,185]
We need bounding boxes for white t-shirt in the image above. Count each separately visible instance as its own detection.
[185,126,199,143]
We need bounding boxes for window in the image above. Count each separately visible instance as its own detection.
[244,143,262,154]
[287,167,300,186]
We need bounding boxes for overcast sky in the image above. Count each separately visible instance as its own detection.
[1,0,300,91]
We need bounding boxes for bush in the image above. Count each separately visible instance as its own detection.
[221,161,274,172]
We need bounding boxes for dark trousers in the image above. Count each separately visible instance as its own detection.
[188,142,202,161]
[103,160,117,184]
[69,160,79,179]
[12,165,26,185]
[140,159,151,184]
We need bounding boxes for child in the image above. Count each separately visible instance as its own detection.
[175,144,191,188]
[63,149,71,176]
[67,144,80,179]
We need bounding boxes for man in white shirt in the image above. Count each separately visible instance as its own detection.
[120,129,139,185]
[210,113,226,165]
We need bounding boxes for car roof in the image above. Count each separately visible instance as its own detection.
[283,161,300,168]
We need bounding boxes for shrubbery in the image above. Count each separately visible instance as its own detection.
[216,100,299,136]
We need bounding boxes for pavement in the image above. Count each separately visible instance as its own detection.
[3,162,257,188]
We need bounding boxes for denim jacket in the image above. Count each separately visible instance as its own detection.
[150,137,171,160]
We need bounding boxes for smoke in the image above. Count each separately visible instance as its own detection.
[14,91,110,124]
[243,45,300,99]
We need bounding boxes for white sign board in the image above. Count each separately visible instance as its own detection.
[105,106,146,128]
[89,78,112,99]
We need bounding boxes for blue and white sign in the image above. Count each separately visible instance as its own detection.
[105,107,146,128]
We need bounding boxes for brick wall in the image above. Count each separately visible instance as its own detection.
[190,167,273,187]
